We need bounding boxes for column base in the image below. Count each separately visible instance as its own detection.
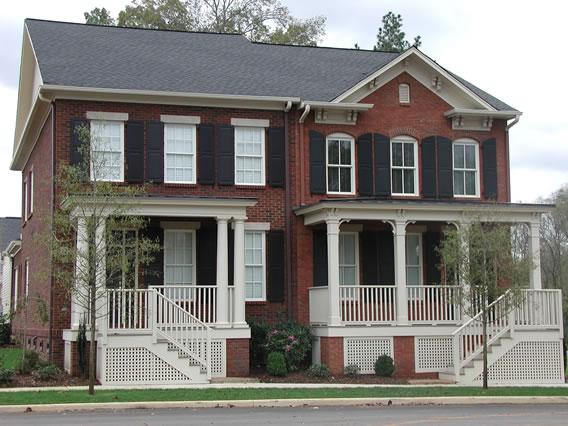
[232,321,249,329]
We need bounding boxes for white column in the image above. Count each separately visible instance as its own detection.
[326,218,341,326]
[233,218,247,327]
[394,220,408,325]
[72,216,89,329]
[529,221,542,289]
[216,217,230,327]
[94,218,106,331]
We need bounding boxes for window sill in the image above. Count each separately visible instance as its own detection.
[235,184,266,190]
[163,182,197,188]
[399,103,411,107]
[246,300,267,305]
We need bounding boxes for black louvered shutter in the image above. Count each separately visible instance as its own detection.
[218,125,234,185]
[70,118,89,166]
[377,231,395,285]
[313,230,328,286]
[361,232,378,284]
[268,127,285,187]
[437,136,453,198]
[357,133,373,196]
[146,226,164,287]
[423,232,441,285]
[483,138,498,199]
[199,124,215,185]
[309,131,326,194]
[125,120,144,183]
[374,133,391,197]
[268,230,285,302]
[196,227,217,285]
[421,136,436,198]
[146,121,164,183]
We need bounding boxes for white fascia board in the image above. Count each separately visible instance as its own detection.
[302,101,374,111]
[41,85,301,111]
[332,47,496,111]
[444,109,522,120]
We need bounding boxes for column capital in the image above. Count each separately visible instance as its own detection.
[216,216,231,223]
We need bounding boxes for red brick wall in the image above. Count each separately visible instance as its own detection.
[226,338,250,376]
[393,336,437,379]
[319,336,344,375]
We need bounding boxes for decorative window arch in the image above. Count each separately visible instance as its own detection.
[391,135,418,196]
[453,138,480,197]
[326,133,355,194]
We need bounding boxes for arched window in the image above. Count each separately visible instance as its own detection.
[391,135,418,195]
[453,138,480,197]
[326,133,354,194]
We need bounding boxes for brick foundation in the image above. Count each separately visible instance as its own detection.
[393,336,438,379]
[226,338,250,377]
[320,336,344,376]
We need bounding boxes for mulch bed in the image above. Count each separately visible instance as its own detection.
[256,369,409,384]
[0,373,91,388]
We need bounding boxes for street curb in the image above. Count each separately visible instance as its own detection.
[1,396,568,413]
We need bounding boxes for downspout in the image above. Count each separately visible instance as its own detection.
[284,101,292,319]
[298,103,311,206]
[505,114,520,202]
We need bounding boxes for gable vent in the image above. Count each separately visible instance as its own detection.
[399,84,410,103]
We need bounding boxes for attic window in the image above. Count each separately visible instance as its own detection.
[399,84,410,104]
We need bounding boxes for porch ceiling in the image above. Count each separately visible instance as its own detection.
[294,198,554,226]
[63,195,257,219]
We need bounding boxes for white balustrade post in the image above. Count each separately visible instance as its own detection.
[528,221,542,289]
[394,220,408,325]
[326,217,341,326]
[216,217,230,327]
[233,218,247,327]
[453,334,460,378]
[152,289,158,343]
[72,216,89,330]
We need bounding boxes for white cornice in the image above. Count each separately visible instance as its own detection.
[444,109,521,119]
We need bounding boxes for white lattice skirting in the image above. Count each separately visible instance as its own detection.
[344,337,393,374]
[168,340,226,377]
[474,340,564,384]
[415,337,453,372]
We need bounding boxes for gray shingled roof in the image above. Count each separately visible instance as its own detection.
[0,217,21,252]
[25,19,515,110]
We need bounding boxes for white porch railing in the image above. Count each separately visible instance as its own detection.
[408,285,461,323]
[107,289,152,331]
[339,285,397,323]
[515,289,563,327]
[153,285,217,324]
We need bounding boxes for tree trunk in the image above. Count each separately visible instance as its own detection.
[482,306,488,389]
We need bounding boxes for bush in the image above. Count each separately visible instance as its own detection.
[306,364,330,378]
[265,320,311,372]
[33,364,62,381]
[0,315,11,346]
[16,350,42,374]
[374,354,395,377]
[0,368,13,383]
[247,318,271,368]
[267,352,287,377]
[344,364,360,378]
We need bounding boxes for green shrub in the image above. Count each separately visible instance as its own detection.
[247,318,271,368]
[267,352,287,377]
[16,349,42,374]
[0,315,11,346]
[265,320,311,372]
[344,364,360,378]
[306,364,330,378]
[374,354,395,377]
[33,364,62,381]
[0,367,13,383]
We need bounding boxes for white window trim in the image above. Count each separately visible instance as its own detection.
[29,167,33,216]
[231,222,270,231]
[245,230,266,302]
[326,133,355,195]
[390,135,419,196]
[234,126,266,186]
[405,233,423,286]
[452,138,480,198]
[24,259,29,297]
[23,177,28,221]
[86,111,129,121]
[163,229,196,286]
[164,123,197,184]
[161,115,201,125]
[90,120,125,182]
[231,118,269,127]
[13,266,19,306]
[399,83,410,103]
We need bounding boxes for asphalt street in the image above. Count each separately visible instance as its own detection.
[2,404,568,425]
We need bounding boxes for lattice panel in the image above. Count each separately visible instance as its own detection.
[105,347,191,383]
[415,337,453,372]
[474,341,563,384]
[168,339,225,377]
[345,338,393,374]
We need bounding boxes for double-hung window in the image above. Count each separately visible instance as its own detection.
[339,233,359,299]
[164,230,195,286]
[391,135,418,195]
[90,120,124,182]
[453,139,479,197]
[327,133,354,194]
[244,231,265,301]
[165,124,196,183]
[405,234,422,286]
[107,230,138,289]
[235,127,265,185]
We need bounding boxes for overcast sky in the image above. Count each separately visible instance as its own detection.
[1,0,567,218]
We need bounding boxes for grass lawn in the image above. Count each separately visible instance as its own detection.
[0,348,22,370]
[0,386,567,405]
